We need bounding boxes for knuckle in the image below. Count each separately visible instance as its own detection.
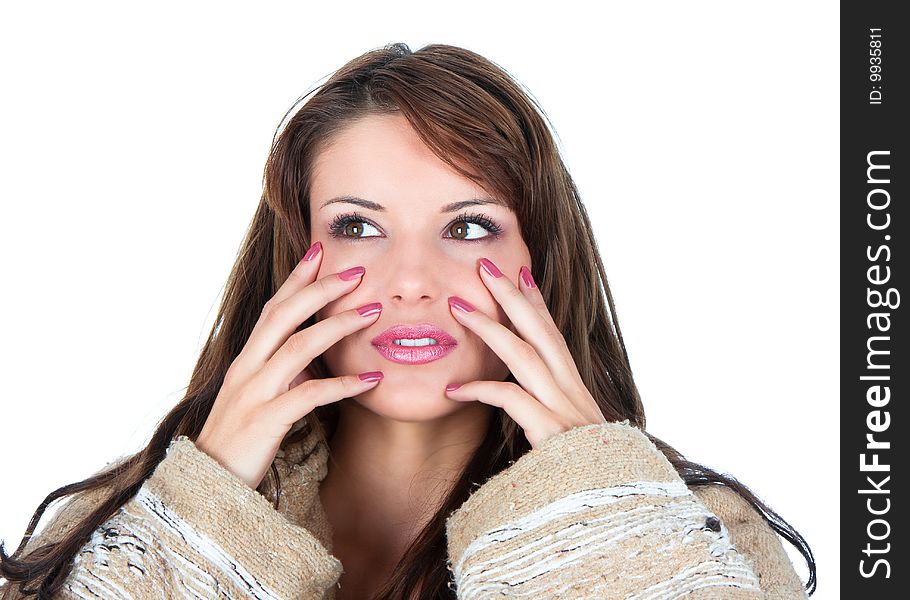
[240,411,272,438]
[292,377,317,398]
[224,355,256,390]
[314,275,334,298]
[515,339,538,362]
[286,267,308,284]
[223,361,241,387]
[284,330,311,356]
[338,375,358,396]
[261,297,284,323]
[265,298,292,324]
[259,304,280,329]
[503,381,524,398]
[233,380,262,407]
[544,324,567,348]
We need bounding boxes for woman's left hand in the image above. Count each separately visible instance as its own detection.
[445,257,607,449]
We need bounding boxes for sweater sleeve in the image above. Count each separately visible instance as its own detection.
[693,485,809,600]
[4,436,342,600]
[444,421,802,599]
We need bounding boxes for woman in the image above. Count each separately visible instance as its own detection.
[0,42,815,599]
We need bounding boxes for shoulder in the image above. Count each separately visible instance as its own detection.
[693,484,761,525]
[692,484,808,599]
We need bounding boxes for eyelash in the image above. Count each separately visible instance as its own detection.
[327,211,504,242]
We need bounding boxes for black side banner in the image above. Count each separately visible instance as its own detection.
[841,1,907,596]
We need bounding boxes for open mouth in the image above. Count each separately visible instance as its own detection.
[373,343,456,364]
[371,323,457,365]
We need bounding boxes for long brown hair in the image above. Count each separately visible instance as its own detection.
[1,42,816,598]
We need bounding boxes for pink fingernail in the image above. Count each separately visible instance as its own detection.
[446,383,462,392]
[448,296,475,313]
[479,257,503,278]
[339,266,366,281]
[359,371,383,382]
[303,241,322,261]
[356,302,382,317]
[520,265,536,289]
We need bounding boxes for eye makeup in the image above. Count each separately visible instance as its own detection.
[327,210,505,243]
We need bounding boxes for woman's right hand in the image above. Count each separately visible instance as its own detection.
[195,242,384,490]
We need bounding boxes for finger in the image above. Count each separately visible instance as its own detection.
[234,241,325,371]
[478,258,583,393]
[255,302,382,396]
[243,241,326,352]
[445,380,563,449]
[241,265,368,370]
[448,295,567,414]
[271,371,384,428]
[518,264,559,331]
[271,241,325,307]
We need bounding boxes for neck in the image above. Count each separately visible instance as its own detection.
[318,399,494,552]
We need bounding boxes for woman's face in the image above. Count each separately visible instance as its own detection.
[308,113,532,422]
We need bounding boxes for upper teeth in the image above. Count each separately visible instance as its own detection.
[393,337,439,346]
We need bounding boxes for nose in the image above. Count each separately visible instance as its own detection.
[379,240,447,308]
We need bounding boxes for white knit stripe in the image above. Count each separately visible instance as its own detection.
[456,501,710,599]
[165,544,222,597]
[653,511,745,560]
[62,582,102,600]
[105,501,222,597]
[70,569,134,600]
[454,481,758,600]
[513,557,759,600]
[460,533,759,600]
[133,486,285,600]
[623,557,761,600]
[453,480,691,580]
[66,516,205,600]
[65,518,183,600]
[118,508,222,596]
[458,498,707,592]
[160,545,218,596]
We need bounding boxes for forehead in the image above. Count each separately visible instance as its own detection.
[310,113,496,211]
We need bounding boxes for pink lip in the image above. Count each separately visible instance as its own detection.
[371,323,458,365]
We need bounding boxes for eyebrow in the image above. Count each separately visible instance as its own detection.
[318,195,507,213]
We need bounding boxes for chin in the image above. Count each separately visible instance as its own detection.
[346,380,466,423]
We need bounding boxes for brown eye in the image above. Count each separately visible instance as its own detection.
[449,221,469,240]
[329,211,502,243]
[343,222,365,237]
[328,213,381,240]
[445,215,501,241]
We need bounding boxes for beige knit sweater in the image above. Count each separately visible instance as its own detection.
[3,421,809,599]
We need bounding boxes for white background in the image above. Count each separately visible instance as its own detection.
[0,1,838,596]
